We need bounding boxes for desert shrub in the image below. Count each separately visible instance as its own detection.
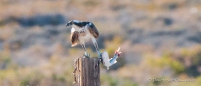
[101,73,137,86]
[122,78,138,86]
[19,71,44,86]
[0,51,11,69]
[146,53,185,75]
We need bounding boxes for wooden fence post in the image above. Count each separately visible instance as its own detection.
[73,56,100,86]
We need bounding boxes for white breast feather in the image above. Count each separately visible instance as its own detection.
[75,26,93,44]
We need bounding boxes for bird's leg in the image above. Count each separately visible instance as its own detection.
[81,44,90,58]
[94,43,103,68]
[95,42,101,58]
[92,38,101,58]
[91,38,102,68]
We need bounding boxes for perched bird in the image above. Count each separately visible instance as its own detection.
[66,20,100,58]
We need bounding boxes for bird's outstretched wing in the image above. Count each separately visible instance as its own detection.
[70,31,79,47]
[88,23,99,38]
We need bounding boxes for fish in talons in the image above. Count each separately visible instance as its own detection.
[100,47,121,70]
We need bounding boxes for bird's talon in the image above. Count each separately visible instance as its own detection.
[83,53,90,58]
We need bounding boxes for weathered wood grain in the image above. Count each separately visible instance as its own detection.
[74,56,100,86]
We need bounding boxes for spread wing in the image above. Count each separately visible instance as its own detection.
[88,23,99,38]
[70,31,79,47]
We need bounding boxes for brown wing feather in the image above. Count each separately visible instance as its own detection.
[88,23,99,38]
[70,31,79,47]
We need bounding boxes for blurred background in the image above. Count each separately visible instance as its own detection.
[0,0,201,86]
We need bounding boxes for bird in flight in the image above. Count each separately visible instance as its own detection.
[66,20,100,58]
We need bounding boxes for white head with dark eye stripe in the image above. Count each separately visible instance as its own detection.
[66,20,81,27]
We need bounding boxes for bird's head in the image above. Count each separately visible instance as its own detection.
[66,20,73,27]
[115,47,121,57]
[66,20,80,27]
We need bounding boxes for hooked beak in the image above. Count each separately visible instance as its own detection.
[66,21,73,27]
[66,23,70,27]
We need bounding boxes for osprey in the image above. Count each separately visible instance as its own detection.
[66,20,100,58]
